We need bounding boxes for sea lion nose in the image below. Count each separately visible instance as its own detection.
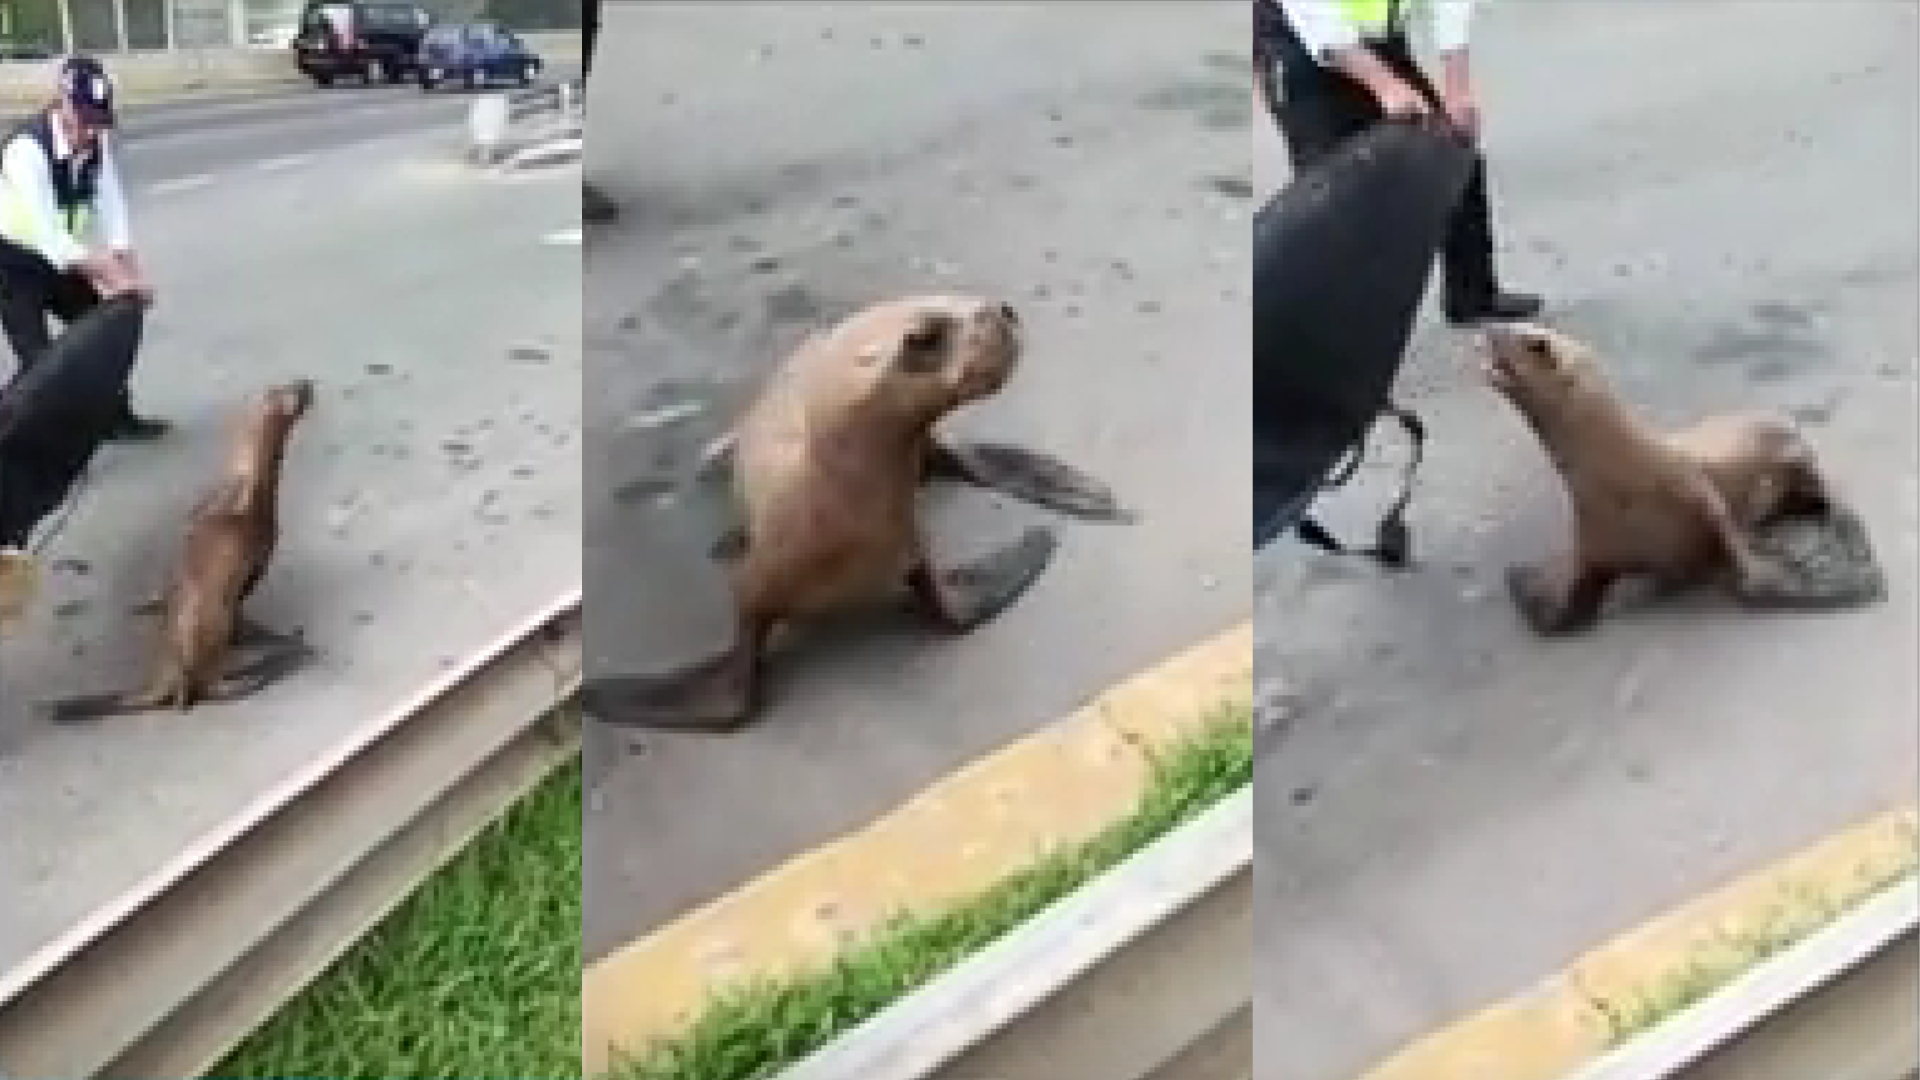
[992,301,1018,327]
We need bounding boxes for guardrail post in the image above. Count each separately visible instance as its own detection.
[468,92,510,165]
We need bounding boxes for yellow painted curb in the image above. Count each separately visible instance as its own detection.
[581,620,1253,1074]
[1359,803,1920,1080]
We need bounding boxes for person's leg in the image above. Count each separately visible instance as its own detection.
[46,273,167,441]
[1378,43,1541,325]
[582,0,597,80]
[0,277,56,382]
[581,0,616,223]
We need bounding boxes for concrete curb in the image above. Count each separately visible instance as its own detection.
[580,621,1253,1074]
[1357,803,1920,1080]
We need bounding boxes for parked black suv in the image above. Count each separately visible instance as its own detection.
[292,0,433,87]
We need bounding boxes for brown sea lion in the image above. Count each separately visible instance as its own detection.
[1481,322,1882,634]
[0,546,32,630]
[45,379,317,721]
[583,294,1127,731]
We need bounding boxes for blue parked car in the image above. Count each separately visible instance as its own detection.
[417,20,541,91]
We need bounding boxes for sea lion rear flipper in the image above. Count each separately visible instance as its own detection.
[581,642,762,732]
[926,441,1134,523]
[1739,503,1887,611]
[909,525,1058,632]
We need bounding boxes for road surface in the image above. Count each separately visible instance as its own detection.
[113,68,579,188]
[1254,3,1918,1078]
[582,2,1249,959]
[0,74,580,979]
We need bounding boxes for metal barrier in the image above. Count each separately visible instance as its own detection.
[1564,876,1917,1080]
[0,595,581,1078]
[777,789,1252,1080]
[468,77,582,164]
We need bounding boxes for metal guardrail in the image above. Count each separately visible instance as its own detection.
[467,77,582,165]
[508,76,582,123]
[1565,876,1918,1080]
[0,593,581,1079]
[776,788,1252,1080]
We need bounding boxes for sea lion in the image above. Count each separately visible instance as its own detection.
[583,294,1125,731]
[0,546,32,630]
[1481,322,1883,634]
[45,379,317,721]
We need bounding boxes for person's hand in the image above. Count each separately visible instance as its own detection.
[79,254,131,299]
[1369,75,1432,119]
[1439,59,1479,139]
[114,250,154,304]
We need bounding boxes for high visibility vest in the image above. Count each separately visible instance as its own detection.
[0,111,99,253]
[1341,0,1406,37]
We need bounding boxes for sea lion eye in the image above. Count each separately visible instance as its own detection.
[1523,337,1555,363]
[897,314,952,372]
[904,315,949,353]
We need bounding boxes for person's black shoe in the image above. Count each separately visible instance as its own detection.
[584,183,617,223]
[1444,290,1544,327]
[107,411,169,442]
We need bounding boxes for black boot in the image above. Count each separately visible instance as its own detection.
[1444,289,1544,327]
[107,400,168,442]
[584,182,617,223]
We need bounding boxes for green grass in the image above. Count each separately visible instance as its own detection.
[1600,845,1918,1042]
[606,704,1254,1080]
[210,755,583,1080]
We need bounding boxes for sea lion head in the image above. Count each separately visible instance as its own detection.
[264,378,315,423]
[830,294,1022,422]
[1480,322,1604,413]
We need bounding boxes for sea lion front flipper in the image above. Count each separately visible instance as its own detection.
[909,525,1058,632]
[42,684,173,723]
[1506,552,1617,636]
[926,441,1135,523]
[580,625,766,732]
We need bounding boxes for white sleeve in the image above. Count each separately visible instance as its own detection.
[1430,0,1478,54]
[91,138,131,252]
[0,135,86,269]
[1274,0,1362,65]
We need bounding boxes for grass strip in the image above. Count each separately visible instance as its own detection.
[607,702,1253,1080]
[209,753,582,1079]
[1603,850,1918,1042]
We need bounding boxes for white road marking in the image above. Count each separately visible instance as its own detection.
[146,173,214,195]
[542,227,582,246]
[256,153,311,172]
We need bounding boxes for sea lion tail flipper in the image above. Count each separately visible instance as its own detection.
[928,441,1135,523]
[910,524,1058,632]
[580,646,760,732]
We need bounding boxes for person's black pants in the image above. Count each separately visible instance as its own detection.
[582,0,597,81]
[0,241,134,418]
[1270,38,1504,308]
